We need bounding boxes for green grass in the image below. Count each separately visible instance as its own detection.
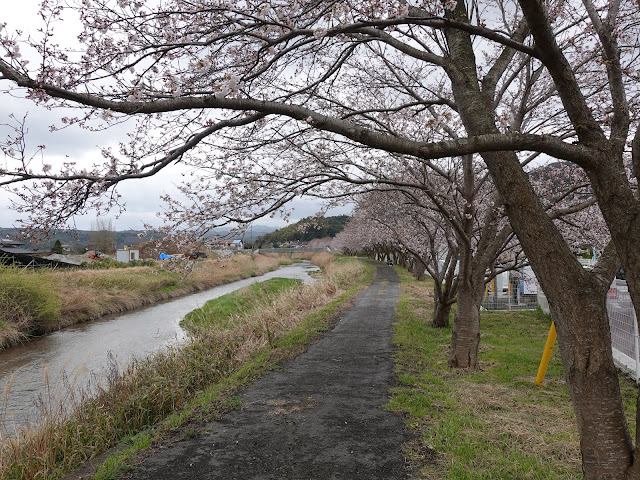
[387,269,610,479]
[93,432,152,480]
[0,266,62,330]
[157,284,180,294]
[181,278,302,332]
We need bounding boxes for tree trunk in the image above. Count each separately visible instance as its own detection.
[448,281,480,367]
[477,153,633,477]
[478,153,634,478]
[433,275,454,328]
[546,286,633,479]
[415,261,426,281]
[432,300,451,328]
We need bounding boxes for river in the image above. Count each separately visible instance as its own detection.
[0,262,319,434]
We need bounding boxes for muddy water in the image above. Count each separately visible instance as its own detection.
[0,262,319,434]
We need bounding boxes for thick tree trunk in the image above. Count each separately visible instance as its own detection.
[546,285,632,479]
[480,156,634,479]
[432,299,451,328]
[448,281,480,367]
[478,154,633,478]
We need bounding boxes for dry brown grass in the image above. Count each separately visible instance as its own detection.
[220,259,364,364]
[308,251,335,269]
[0,322,27,350]
[455,381,581,471]
[56,254,283,320]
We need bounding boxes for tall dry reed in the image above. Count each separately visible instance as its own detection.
[0,266,62,347]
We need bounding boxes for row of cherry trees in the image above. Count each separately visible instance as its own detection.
[333,157,605,367]
[1,0,639,477]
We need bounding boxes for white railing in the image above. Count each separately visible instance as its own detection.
[608,279,640,382]
[481,270,640,381]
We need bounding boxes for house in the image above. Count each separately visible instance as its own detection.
[0,237,25,249]
[206,238,244,251]
[116,248,140,263]
[0,238,75,269]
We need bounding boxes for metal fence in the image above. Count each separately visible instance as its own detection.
[608,279,640,381]
[482,270,539,311]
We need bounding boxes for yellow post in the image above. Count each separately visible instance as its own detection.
[535,322,557,386]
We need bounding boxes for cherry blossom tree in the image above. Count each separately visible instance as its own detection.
[1,1,640,477]
[342,154,528,363]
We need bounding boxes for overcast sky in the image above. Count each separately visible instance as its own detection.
[0,2,351,231]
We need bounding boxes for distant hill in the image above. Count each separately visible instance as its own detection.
[255,216,350,247]
[207,225,277,244]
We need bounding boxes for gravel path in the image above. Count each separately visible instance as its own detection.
[125,262,407,479]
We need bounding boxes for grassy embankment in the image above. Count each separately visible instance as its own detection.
[388,268,638,479]
[0,253,287,349]
[0,253,374,480]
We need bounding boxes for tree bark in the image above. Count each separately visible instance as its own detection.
[432,298,451,328]
[414,261,426,281]
[548,285,632,479]
[448,281,480,367]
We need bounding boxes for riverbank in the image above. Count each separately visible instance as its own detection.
[0,256,373,480]
[0,253,319,350]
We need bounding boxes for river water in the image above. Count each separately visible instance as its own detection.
[0,262,319,434]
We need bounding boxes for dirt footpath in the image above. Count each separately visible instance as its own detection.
[125,263,407,479]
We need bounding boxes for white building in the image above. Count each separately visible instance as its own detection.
[116,249,140,263]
